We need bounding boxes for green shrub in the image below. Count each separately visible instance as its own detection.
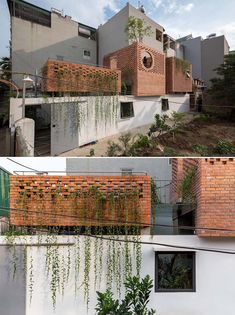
[192,144,208,156]
[213,140,234,155]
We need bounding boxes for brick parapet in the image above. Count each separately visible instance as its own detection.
[42,60,121,93]
[10,175,151,227]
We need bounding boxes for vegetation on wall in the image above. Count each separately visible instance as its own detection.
[175,58,190,73]
[4,185,144,309]
[180,167,197,204]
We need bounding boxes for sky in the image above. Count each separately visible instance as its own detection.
[0,0,235,58]
[0,157,66,174]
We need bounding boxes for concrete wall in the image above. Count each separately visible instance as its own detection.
[11,13,97,88]
[0,246,26,315]
[66,157,172,180]
[1,235,235,315]
[201,35,227,87]
[10,94,189,156]
[182,37,202,80]
[98,3,164,65]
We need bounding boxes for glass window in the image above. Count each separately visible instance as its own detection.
[120,102,134,119]
[155,252,195,292]
[83,50,91,59]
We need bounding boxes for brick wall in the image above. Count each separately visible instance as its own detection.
[104,42,165,96]
[42,60,121,93]
[166,57,193,93]
[10,175,151,227]
[172,158,235,237]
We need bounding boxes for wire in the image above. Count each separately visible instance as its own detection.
[1,205,235,234]
[6,158,40,172]
[1,218,235,255]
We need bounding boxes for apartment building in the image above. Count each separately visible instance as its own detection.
[7,0,193,155]
[178,34,230,87]
[7,0,97,88]
[0,157,235,315]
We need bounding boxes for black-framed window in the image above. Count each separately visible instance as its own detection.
[161,98,169,111]
[120,102,134,119]
[155,251,195,292]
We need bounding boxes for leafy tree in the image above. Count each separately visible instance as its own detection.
[209,54,235,108]
[125,16,152,43]
[0,56,11,81]
[95,275,156,315]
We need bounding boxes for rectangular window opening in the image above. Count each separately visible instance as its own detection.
[120,102,134,119]
[83,50,91,60]
[156,29,162,42]
[161,98,169,111]
[155,251,196,292]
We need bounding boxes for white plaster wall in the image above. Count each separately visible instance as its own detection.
[117,94,190,133]
[12,13,97,88]
[10,94,189,155]
[1,235,235,315]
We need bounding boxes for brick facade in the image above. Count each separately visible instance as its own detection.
[172,158,235,237]
[104,42,165,96]
[42,60,121,93]
[10,175,151,227]
[166,57,193,93]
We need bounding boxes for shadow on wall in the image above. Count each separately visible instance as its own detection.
[12,36,97,88]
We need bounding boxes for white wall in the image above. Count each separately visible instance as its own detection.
[10,94,189,155]
[1,235,235,315]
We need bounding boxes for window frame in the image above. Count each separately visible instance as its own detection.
[120,102,134,119]
[155,251,196,293]
[83,49,91,60]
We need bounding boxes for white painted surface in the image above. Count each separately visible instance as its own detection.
[10,94,189,156]
[1,235,235,315]
[15,118,35,156]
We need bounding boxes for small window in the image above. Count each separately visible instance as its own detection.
[120,102,134,119]
[142,51,153,69]
[83,50,91,60]
[121,168,133,176]
[155,252,195,292]
[161,99,169,111]
[156,29,162,42]
[56,55,64,61]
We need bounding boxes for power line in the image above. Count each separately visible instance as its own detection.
[1,205,235,234]
[1,218,235,255]
[6,158,40,172]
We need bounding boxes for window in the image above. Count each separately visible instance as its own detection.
[121,168,133,176]
[161,99,169,111]
[83,50,91,60]
[156,29,162,42]
[142,51,153,69]
[155,251,195,292]
[56,55,64,61]
[120,102,134,119]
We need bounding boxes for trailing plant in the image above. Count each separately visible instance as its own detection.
[180,167,197,203]
[176,58,190,73]
[151,178,160,205]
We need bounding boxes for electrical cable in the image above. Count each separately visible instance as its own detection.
[1,205,235,234]
[6,158,40,172]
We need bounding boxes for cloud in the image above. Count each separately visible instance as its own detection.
[217,22,235,50]
[152,0,194,15]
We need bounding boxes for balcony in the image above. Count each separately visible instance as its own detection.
[42,59,121,94]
